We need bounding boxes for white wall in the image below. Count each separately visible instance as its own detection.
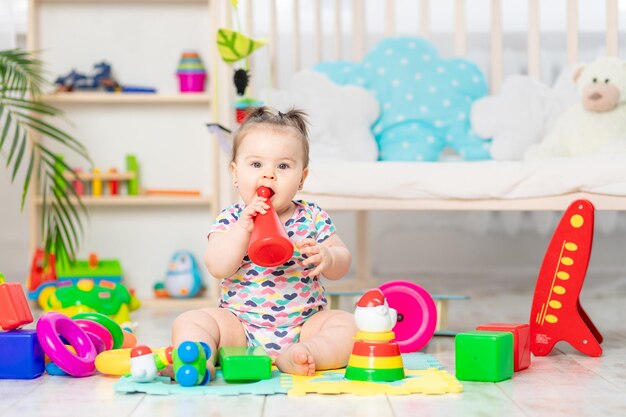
[2,0,626,296]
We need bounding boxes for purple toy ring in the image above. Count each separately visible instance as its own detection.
[36,312,97,377]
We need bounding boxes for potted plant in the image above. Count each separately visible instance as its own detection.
[0,48,91,262]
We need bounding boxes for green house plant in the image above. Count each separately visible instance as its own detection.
[0,48,90,262]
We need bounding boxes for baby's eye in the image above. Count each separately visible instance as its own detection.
[278,163,290,170]
[251,161,262,168]
[605,78,610,84]
[592,77,598,83]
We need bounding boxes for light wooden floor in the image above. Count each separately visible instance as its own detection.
[1,274,625,417]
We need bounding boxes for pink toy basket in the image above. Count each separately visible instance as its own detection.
[178,73,206,93]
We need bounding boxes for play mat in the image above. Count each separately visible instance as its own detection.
[115,352,463,396]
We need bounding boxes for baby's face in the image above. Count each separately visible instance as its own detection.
[231,128,308,214]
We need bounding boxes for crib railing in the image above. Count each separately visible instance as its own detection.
[225,0,621,95]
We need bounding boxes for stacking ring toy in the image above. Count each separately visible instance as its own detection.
[72,312,124,349]
[95,348,132,376]
[36,312,97,377]
[95,347,169,376]
[74,319,114,352]
[379,280,437,353]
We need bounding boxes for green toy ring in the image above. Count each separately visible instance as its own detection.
[72,312,124,349]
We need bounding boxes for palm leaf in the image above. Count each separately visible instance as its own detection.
[0,48,90,262]
[216,28,267,64]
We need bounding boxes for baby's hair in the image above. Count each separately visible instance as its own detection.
[231,106,310,168]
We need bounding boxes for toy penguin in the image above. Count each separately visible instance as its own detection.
[130,345,158,382]
[164,251,203,298]
[353,289,398,333]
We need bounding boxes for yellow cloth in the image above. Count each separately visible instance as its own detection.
[282,368,463,396]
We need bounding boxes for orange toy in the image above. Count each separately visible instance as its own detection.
[529,199,602,357]
[27,248,57,295]
[248,186,294,267]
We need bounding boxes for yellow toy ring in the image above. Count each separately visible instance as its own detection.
[95,347,168,376]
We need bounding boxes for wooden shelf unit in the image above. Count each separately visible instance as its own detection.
[38,0,208,4]
[27,0,225,299]
[42,92,212,105]
[36,195,213,207]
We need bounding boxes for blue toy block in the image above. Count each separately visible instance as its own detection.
[0,329,45,379]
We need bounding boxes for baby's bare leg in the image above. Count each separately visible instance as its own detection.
[171,307,247,379]
[276,310,357,375]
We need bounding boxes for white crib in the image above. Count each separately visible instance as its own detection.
[209,0,625,293]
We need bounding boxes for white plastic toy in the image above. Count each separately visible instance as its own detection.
[129,345,158,382]
[353,289,398,333]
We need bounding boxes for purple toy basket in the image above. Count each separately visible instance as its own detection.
[178,73,206,93]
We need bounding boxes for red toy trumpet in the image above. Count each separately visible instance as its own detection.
[248,186,294,267]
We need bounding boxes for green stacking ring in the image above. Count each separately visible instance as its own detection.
[344,366,405,382]
[72,312,124,349]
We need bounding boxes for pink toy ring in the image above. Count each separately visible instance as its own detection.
[74,319,114,352]
[379,280,437,353]
[36,312,97,377]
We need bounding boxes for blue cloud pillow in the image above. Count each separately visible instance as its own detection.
[315,37,491,161]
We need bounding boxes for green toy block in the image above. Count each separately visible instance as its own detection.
[219,346,272,382]
[455,330,513,382]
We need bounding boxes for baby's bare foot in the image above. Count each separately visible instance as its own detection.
[275,343,316,376]
[205,361,216,381]
[159,364,174,379]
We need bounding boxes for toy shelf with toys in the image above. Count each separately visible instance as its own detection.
[35,154,211,207]
[26,0,220,298]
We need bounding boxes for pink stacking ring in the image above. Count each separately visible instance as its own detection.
[74,319,114,352]
[36,312,97,377]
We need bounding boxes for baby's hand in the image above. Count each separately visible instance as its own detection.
[297,238,332,278]
[238,196,270,233]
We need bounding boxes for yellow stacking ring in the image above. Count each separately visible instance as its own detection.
[95,347,169,376]
[353,331,395,342]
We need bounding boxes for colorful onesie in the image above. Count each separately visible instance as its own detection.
[208,200,335,357]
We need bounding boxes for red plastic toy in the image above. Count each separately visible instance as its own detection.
[0,274,34,331]
[248,186,294,267]
[27,248,57,295]
[476,323,531,371]
[529,199,603,357]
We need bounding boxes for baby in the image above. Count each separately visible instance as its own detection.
[172,107,357,378]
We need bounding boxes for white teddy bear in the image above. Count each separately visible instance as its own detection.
[525,56,626,159]
[470,68,578,160]
[266,70,380,161]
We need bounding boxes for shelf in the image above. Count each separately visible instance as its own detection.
[42,92,211,105]
[63,171,136,181]
[36,195,212,207]
[38,0,208,4]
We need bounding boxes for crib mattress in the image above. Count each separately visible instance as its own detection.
[302,155,626,200]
